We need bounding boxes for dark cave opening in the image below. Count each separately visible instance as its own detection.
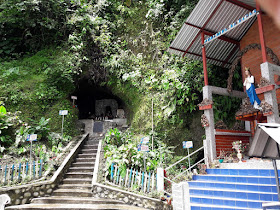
[72,79,124,119]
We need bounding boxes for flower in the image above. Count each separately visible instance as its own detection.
[232,140,246,153]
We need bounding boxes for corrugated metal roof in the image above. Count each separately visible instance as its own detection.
[168,0,258,68]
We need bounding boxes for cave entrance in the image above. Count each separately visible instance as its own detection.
[73,79,124,120]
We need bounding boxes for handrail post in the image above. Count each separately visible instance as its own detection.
[157,168,164,193]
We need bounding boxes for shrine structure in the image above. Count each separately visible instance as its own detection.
[168,0,280,162]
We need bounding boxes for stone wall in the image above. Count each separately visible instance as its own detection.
[2,181,56,205]
[92,183,172,210]
[0,134,89,206]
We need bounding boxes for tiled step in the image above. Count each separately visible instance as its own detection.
[62,178,92,185]
[189,169,280,209]
[193,174,278,185]
[191,203,262,210]
[65,172,93,179]
[52,189,92,197]
[206,169,278,177]
[68,167,94,173]
[31,197,124,205]
[189,187,278,201]
[189,181,277,193]
[190,195,267,209]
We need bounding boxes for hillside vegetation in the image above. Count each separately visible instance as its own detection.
[0,0,243,160]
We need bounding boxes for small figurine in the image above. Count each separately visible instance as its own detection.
[243,67,262,110]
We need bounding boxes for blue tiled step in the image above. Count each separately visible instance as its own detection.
[191,203,262,210]
[189,180,278,193]
[206,169,279,177]
[190,195,269,209]
[189,188,278,202]
[193,174,279,185]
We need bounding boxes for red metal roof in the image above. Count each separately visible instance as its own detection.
[167,0,258,68]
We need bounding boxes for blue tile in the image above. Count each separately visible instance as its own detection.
[220,169,229,175]
[260,177,271,184]
[226,191,237,198]
[236,184,245,190]
[229,169,238,175]
[247,169,259,176]
[213,199,223,205]
[223,199,235,206]
[247,192,259,200]
[200,207,211,210]
[227,184,236,190]
[191,206,200,210]
[190,197,201,203]
[260,193,273,201]
[202,198,213,204]
[236,200,248,208]
[247,177,259,184]
[259,169,271,176]
[239,169,248,176]
[214,190,223,197]
[235,192,247,199]
[217,176,227,182]
[211,208,222,210]
[247,185,258,191]
[238,177,247,183]
[273,194,279,201]
[227,177,237,182]
[247,201,262,208]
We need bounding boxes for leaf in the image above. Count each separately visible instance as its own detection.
[0,106,7,115]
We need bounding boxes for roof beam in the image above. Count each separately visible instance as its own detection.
[184,22,239,45]
[225,0,255,11]
[169,47,231,65]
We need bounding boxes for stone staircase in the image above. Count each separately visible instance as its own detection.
[6,137,146,210]
[189,168,279,210]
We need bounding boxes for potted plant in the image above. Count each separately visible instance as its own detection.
[218,150,225,163]
[232,141,246,162]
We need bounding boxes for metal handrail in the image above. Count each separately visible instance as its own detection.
[164,144,207,183]
[173,157,206,179]
[165,145,205,171]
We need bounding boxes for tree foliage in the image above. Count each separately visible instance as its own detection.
[0,0,243,154]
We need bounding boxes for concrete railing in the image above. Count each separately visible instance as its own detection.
[92,139,102,185]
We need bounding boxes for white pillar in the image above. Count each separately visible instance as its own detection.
[260,62,280,123]
[156,168,164,193]
[203,86,216,162]
[172,182,190,210]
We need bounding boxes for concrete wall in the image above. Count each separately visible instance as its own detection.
[92,183,171,210]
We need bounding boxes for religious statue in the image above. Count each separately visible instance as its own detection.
[243,67,262,110]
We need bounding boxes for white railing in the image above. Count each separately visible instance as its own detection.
[106,164,158,194]
[164,140,208,183]
[0,160,46,186]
